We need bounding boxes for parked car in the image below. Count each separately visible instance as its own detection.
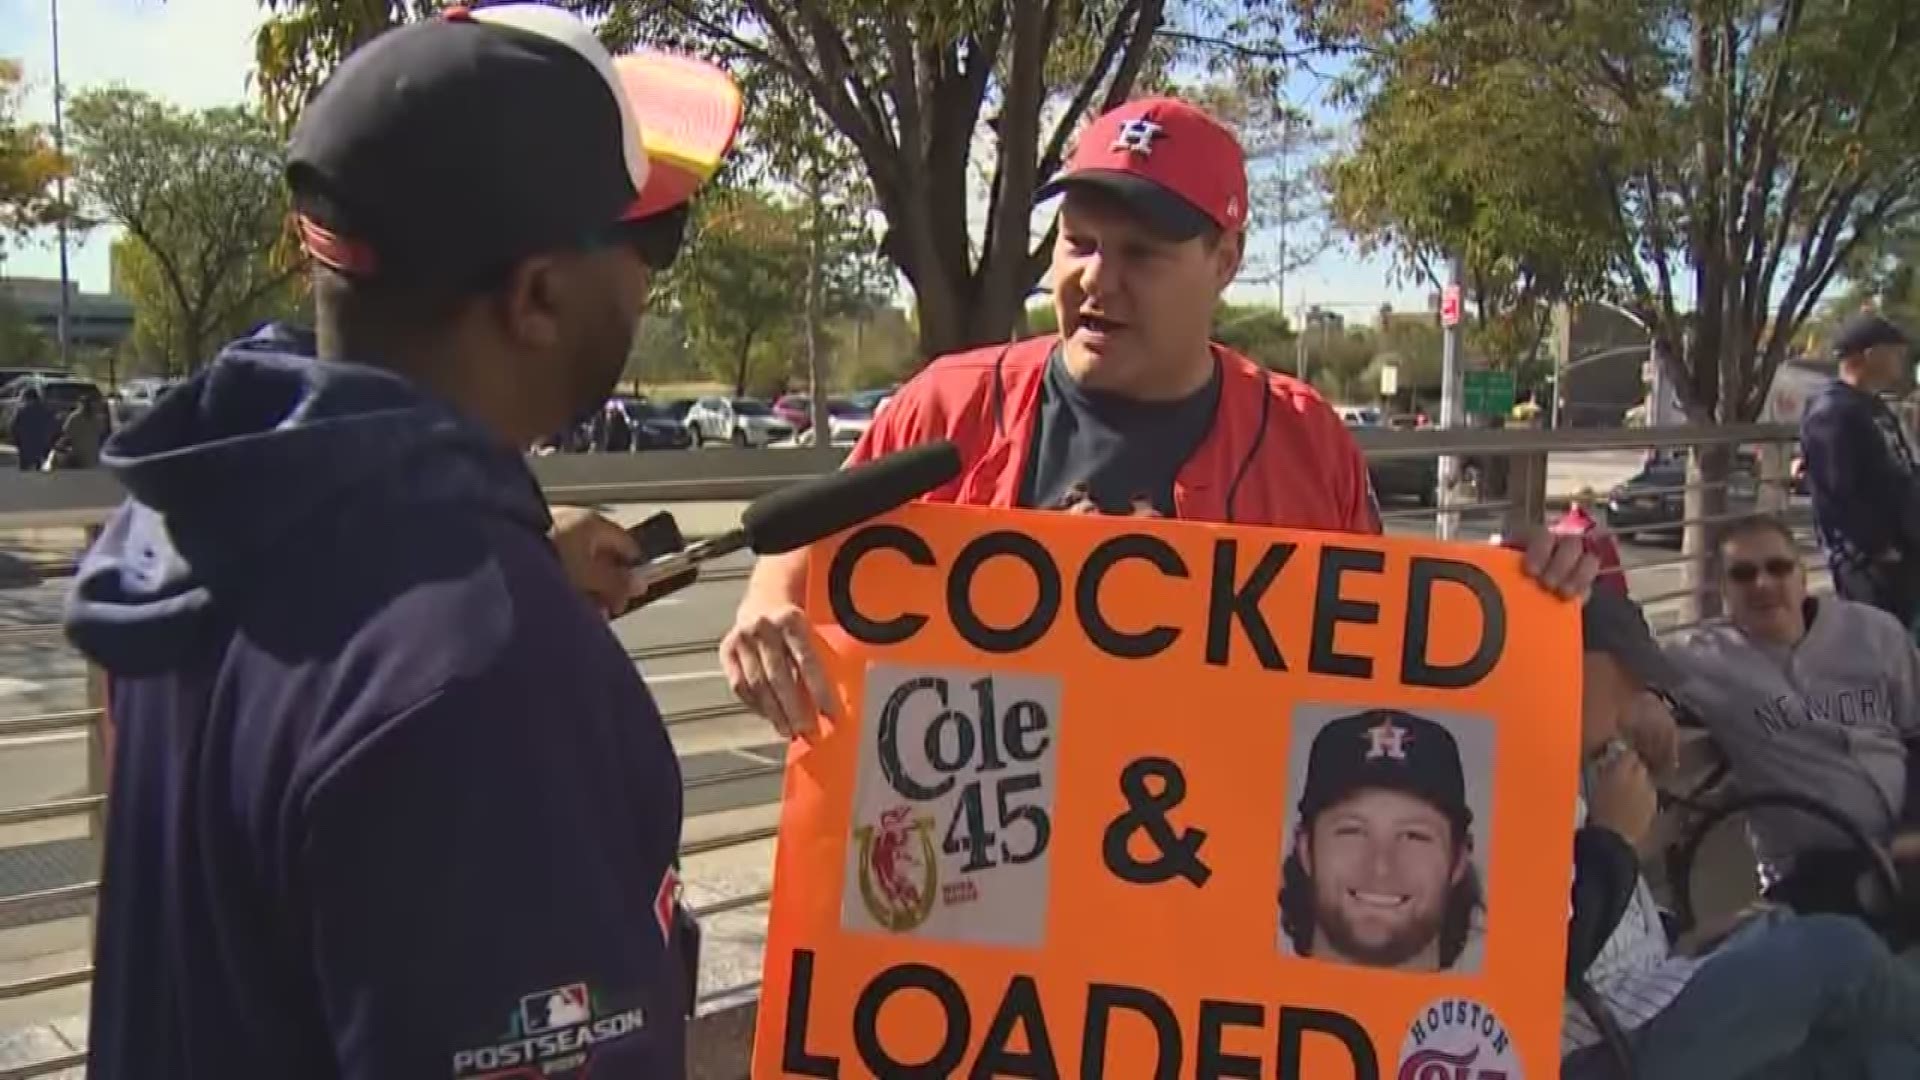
[603,398,694,450]
[0,369,68,392]
[1605,455,1761,545]
[796,398,876,447]
[0,376,109,443]
[1339,408,1435,506]
[658,398,697,428]
[772,393,814,433]
[826,398,873,445]
[1367,454,1438,507]
[684,396,793,447]
[848,386,897,415]
[114,378,181,426]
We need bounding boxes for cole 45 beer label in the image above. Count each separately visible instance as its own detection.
[841,665,1060,947]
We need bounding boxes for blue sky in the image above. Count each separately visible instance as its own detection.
[0,0,1429,313]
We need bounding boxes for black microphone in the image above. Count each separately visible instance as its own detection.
[623,441,962,606]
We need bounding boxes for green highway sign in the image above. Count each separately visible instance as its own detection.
[1463,370,1516,417]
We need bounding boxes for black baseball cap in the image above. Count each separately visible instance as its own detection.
[1829,312,1910,360]
[1581,585,1682,693]
[287,3,741,282]
[1297,709,1472,831]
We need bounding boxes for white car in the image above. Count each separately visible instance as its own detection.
[827,412,872,445]
[793,399,876,447]
[684,396,793,448]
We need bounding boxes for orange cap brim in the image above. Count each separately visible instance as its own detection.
[615,50,743,221]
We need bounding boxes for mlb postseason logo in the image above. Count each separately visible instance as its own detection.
[841,663,1061,946]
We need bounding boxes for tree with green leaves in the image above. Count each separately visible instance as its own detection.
[110,236,308,379]
[1324,16,1619,378]
[1324,0,1920,608]
[666,186,886,397]
[672,191,807,396]
[67,90,303,373]
[1328,0,1920,428]
[0,59,66,253]
[69,89,301,374]
[249,0,1316,357]
[0,290,53,366]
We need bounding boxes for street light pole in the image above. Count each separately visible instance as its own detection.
[49,0,72,367]
[1437,252,1465,540]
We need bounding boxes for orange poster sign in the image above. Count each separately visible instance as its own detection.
[752,503,1583,1079]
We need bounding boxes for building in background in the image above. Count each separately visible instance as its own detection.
[0,277,135,357]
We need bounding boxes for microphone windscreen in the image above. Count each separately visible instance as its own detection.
[740,441,963,555]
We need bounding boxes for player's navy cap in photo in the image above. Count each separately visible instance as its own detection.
[286,2,741,282]
[1297,709,1472,831]
[1035,96,1249,242]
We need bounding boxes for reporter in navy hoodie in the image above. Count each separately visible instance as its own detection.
[61,6,741,1078]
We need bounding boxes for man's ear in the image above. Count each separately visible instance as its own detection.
[1210,228,1246,291]
[497,254,567,353]
[1294,827,1314,876]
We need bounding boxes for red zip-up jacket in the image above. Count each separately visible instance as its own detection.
[847,335,1380,533]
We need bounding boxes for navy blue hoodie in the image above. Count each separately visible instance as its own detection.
[65,346,687,1079]
[1800,379,1920,570]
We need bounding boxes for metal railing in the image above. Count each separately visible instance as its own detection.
[0,422,1816,1077]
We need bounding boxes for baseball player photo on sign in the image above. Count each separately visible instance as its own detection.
[752,503,1582,1079]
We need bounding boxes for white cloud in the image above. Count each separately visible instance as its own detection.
[0,0,262,289]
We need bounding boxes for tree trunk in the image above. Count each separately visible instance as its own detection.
[909,271,972,360]
[1684,442,1732,624]
[732,329,756,399]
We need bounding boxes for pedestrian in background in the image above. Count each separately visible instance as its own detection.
[1801,312,1920,630]
[11,388,55,472]
[57,396,108,469]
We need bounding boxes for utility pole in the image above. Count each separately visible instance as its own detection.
[1294,295,1308,380]
[50,0,72,367]
[1275,114,1289,341]
[1550,301,1572,431]
[1437,252,1466,540]
[803,163,828,448]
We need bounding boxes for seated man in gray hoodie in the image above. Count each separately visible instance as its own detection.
[1663,513,1920,910]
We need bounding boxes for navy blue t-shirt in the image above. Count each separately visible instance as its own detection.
[67,350,687,1080]
[1018,346,1220,514]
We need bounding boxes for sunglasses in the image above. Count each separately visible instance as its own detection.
[1725,558,1798,585]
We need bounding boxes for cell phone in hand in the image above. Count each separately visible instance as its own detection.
[628,511,686,561]
[621,512,698,614]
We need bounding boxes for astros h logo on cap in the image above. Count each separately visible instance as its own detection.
[1035,96,1249,242]
[1298,709,1472,830]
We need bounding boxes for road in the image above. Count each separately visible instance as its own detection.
[0,450,1795,1066]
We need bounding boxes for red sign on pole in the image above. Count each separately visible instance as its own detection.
[1441,284,1462,328]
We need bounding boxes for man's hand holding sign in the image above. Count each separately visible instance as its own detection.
[752,504,1582,1078]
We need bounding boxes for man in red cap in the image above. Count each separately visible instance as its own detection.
[723,96,1599,736]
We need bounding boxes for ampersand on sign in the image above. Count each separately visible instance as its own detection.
[1100,756,1211,887]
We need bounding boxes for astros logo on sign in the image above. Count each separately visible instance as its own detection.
[1367,717,1411,761]
[855,806,938,932]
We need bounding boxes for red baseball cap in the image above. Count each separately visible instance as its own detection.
[1035,96,1248,240]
